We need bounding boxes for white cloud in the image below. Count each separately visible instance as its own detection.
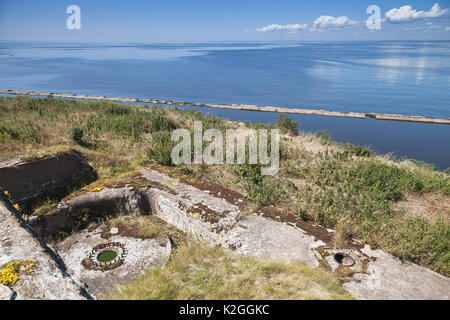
[312,15,358,29]
[446,26,450,31]
[255,23,308,32]
[385,3,448,23]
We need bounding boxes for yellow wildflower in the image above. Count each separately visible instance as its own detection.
[0,267,18,286]
[13,203,20,211]
[0,259,36,286]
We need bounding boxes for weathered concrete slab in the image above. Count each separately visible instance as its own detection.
[141,169,241,243]
[140,168,325,266]
[342,245,450,300]
[56,225,171,298]
[0,200,88,300]
[0,284,14,300]
[0,150,94,204]
[222,214,324,267]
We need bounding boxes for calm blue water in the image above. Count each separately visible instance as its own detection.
[0,41,449,169]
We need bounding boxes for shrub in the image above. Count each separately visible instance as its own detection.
[344,144,372,157]
[149,113,178,133]
[70,127,85,145]
[0,122,42,144]
[147,131,176,166]
[234,163,284,205]
[277,114,299,136]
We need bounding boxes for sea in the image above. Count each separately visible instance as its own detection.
[0,41,449,169]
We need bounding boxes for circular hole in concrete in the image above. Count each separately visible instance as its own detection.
[97,250,118,263]
[334,253,355,267]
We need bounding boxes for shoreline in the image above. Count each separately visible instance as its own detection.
[1,89,449,125]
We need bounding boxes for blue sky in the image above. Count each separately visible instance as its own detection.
[0,0,449,42]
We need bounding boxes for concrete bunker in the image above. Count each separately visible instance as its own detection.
[0,150,95,206]
[28,186,151,241]
[2,152,450,300]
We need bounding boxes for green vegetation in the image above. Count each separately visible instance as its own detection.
[70,127,85,146]
[0,96,178,178]
[107,242,352,300]
[147,131,176,166]
[293,150,449,275]
[234,162,284,205]
[0,121,42,144]
[342,144,373,157]
[315,130,332,145]
[277,113,299,136]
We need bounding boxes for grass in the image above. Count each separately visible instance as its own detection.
[0,96,178,178]
[101,215,351,299]
[107,242,352,300]
[147,131,177,166]
[107,215,189,247]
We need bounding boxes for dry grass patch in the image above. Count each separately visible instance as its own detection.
[107,215,189,246]
[394,193,450,224]
[107,242,353,300]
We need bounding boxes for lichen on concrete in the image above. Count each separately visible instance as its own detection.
[0,200,88,300]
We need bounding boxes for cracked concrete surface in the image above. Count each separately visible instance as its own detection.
[343,245,450,300]
[139,168,450,300]
[0,201,88,300]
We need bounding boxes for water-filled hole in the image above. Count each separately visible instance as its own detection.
[334,253,355,267]
[97,250,118,263]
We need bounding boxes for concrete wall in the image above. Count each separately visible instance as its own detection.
[0,150,94,204]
